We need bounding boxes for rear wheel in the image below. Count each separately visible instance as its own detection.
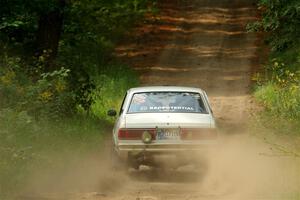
[127,154,140,170]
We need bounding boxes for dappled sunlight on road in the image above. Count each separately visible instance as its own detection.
[115,0,259,128]
[97,0,300,199]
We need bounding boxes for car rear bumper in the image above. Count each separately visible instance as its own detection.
[116,140,218,160]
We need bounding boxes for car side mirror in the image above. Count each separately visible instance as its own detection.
[107,109,117,117]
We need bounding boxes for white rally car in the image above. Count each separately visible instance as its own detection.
[108,86,217,169]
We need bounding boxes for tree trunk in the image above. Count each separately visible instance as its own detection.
[36,0,66,70]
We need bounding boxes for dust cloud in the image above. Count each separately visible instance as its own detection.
[20,131,300,200]
[19,146,127,199]
[200,134,300,199]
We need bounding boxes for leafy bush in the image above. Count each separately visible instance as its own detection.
[254,59,300,134]
[90,63,139,121]
[247,0,300,51]
[58,0,154,112]
[249,0,300,135]
[1,0,156,116]
[0,55,75,121]
[255,82,300,120]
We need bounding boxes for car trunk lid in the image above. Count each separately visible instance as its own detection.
[125,113,212,128]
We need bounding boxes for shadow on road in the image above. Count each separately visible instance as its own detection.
[127,166,207,183]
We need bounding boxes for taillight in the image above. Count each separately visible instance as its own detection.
[118,129,156,140]
[180,128,217,140]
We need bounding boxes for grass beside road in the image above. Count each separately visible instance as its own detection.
[0,60,138,199]
[0,115,107,199]
[0,45,139,199]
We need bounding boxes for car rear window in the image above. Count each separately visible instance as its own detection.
[127,92,208,113]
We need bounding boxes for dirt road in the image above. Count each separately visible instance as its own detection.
[22,1,300,199]
[109,1,299,199]
[116,0,259,129]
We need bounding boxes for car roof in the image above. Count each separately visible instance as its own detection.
[127,86,205,94]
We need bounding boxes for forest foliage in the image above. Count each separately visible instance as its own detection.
[0,0,155,198]
[0,0,155,121]
[248,0,300,133]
